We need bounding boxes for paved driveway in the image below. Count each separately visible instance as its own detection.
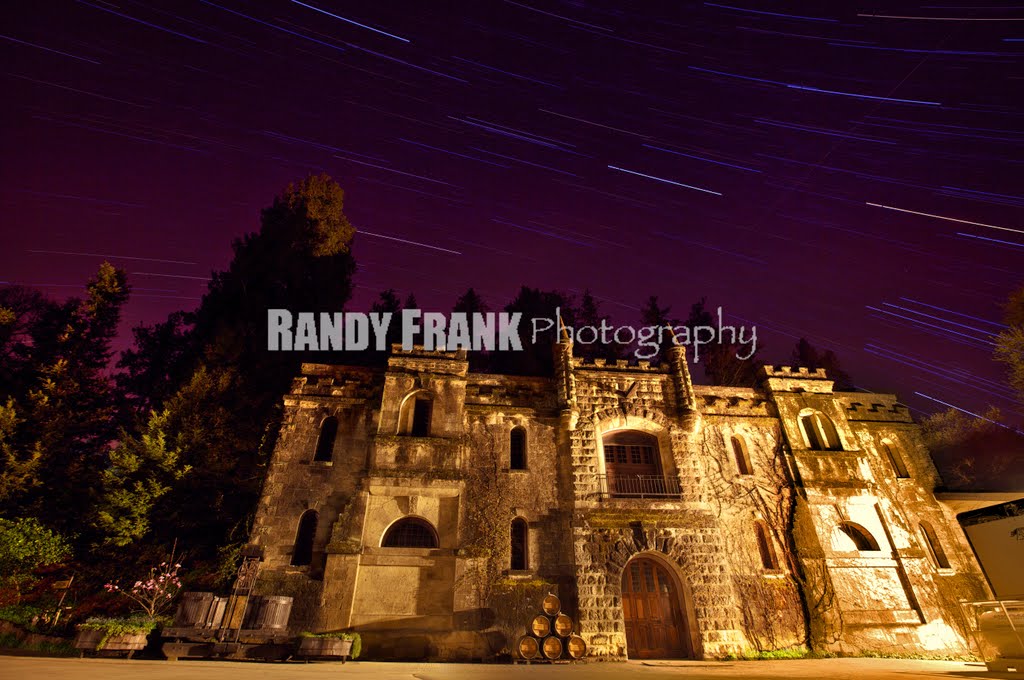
[0,656,1018,680]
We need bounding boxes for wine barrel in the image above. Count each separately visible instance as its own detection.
[542,635,563,660]
[553,614,573,637]
[173,591,215,628]
[242,595,293,630]
[530,614,551,637]
[517,635,539,660]
[565,635,587,659]
[541,594,560,616]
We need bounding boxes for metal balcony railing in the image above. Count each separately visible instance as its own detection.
[598,474,682,499]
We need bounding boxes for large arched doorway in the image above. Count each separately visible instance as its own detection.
[621,556,691,659]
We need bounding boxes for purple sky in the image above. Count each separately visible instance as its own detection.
[2,1,1021,425]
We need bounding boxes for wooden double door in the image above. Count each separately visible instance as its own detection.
[621,557,690,659]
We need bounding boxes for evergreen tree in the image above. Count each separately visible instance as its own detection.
[684,298,760,387]
[576,290,622,362]
[115,174,358,567]
[789,338,854,391]
[7,263,130,540]
[453,288,490,370]
[492,287,575,376]
[639,295,676,364]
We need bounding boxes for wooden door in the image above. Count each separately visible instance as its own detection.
[621,557,689,659]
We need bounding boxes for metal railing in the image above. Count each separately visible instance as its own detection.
[598,474,682,499]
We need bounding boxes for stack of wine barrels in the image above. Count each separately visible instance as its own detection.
[516,593,586,662]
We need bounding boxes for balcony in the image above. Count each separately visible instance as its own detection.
[598,474,682,499]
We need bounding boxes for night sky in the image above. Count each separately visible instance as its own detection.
[2,2,1021,426]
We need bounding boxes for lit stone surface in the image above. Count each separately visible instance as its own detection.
[248,344,989,660]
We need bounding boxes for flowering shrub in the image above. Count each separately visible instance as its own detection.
[104,559,182,620]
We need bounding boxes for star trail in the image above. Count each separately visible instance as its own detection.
[1,1,1021,426]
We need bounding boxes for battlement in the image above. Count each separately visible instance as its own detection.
[571,356,670,373]
[762,365,830,380]
[693,386,773,418]
[841,395,913,423]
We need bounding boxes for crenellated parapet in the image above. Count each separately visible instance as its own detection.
[840,395,914,423]
[760,365,835,394]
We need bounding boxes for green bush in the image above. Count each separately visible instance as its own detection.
[0,603,42,627]
[78,616,158,650]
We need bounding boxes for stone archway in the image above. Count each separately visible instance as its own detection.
[621,554,692,659]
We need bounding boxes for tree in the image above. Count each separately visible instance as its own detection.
[789,338,854,391]
[921,407,1024,490]
[639,295,676,364]
[372,289,405,354]
[93,409,191,548]
[114,175,358,568]
[0,399,41,506]
[575,290,622,362]
[0,517,70,602]
[995,285,1024,404]
[685,298,760,387]
[453,288,490,371]
[491,287,575,376]
[6,263,130,539]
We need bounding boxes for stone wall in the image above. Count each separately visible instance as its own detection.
[243,348,990,661]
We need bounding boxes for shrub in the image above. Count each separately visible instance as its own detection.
[299,631,361,659]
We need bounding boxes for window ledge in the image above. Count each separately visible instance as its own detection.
[936,567,956,576]
[505,468,530,474]
[310,461,334,467]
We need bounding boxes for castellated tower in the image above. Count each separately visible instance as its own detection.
[246,344,989,660]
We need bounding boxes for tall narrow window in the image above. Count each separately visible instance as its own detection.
[731,435,753,475]
[510,427,527,470]
[755,521,779,569]
[511,518,528,570]
[399,393,433,436]
[382,518,438,548]
[882,440,910,478]
[799,411,841,451]
[920,522,951,569]
[291,510,318,566]
[313,416,338,462]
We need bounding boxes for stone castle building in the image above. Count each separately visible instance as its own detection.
[247,339,990,660]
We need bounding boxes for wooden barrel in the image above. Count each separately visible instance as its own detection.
[553,614,573,637]
[242,595,293,630]
[173,591,215,627]
[566,635,587,659]
[530,614,551,637]
[541,594,560,616]
[542,635,563,659]
[517,635,539,659]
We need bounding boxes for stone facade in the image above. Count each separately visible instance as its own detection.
[247,341,990,660]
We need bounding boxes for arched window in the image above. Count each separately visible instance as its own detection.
[313,416,338,462]
[833,521,880,552]
[398,392,433,437]
[382,517,439,548]
[511,518,528,570]
[881,439,909,478]
[920,522,951,569]
[291,510,318,567]
[731,435,753,475]
[510,427,527,470]
[799,411,841,451]
[755,521,779,570]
